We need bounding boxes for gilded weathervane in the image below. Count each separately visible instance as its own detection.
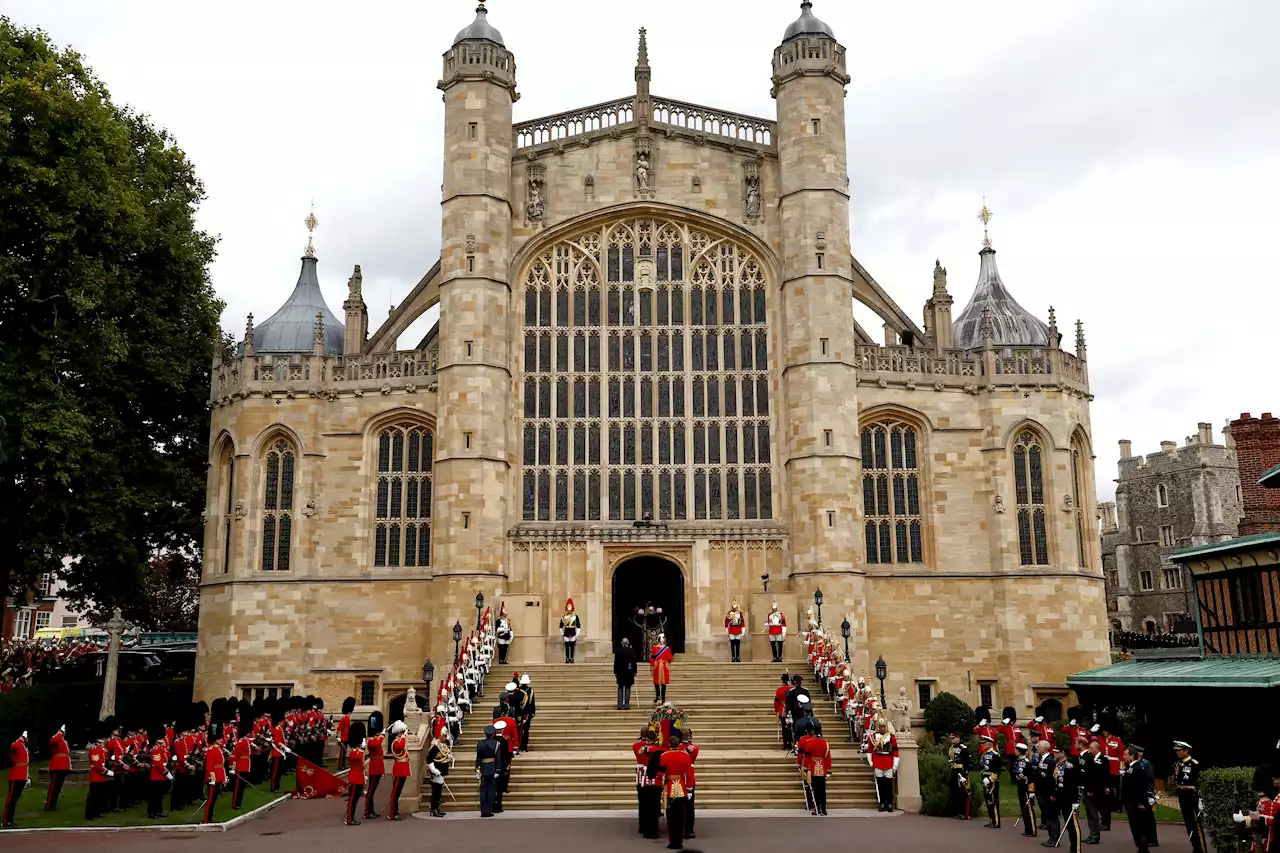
[304,204,319,258]
[978,198,993,249]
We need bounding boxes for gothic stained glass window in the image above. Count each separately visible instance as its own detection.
[861,422,924,564]
[1013,431,1050,566]
[373,424,434,568]
[261,439,295,571]
[1071,439,1090,568]
[521,217,772,522]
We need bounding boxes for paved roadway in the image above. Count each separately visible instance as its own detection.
[0,799,1194,853]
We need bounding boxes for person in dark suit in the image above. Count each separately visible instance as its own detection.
[615,638,637,710]
[475,725,504,818]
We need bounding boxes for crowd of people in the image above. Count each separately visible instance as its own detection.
[1109,631,1199,654]
[0,638,105,692]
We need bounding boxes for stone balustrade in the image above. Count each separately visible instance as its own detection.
[515,96,635,149]
[210,347,438,407]
[651,96,776,148]
[855,344,1090,395]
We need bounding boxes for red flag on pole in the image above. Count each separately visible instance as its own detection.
[291,756,348,799]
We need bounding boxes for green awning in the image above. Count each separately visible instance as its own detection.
[1260,462,1280,488]
[1068,657,1280,689]
[1168,531,1280,563]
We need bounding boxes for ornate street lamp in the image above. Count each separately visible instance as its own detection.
[840,617,851,661]
[814,588,824,627]
[452,621,463,666]
[875,654,888,707]
[475,592,485,630]
[422,657,435,705]
[761,573,770,593]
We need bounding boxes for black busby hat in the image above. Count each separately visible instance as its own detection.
[341,696,357,715]
[270,700,285,725]
[314,697,325,711]
[348,721,366,748]
[238,699,253,721]
[367,711,384,736]
[210,697,227,722]
[1002,706,1018,724]
[104,715,119,734]
[194,700,210,716]
[973,705,991,725]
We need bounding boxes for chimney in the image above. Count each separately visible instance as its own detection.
[1160,441,1177,454]
[1231,411,1280,535]
[1098,501,1118,532]
[1119,439,1132,460]
[1197,422,1213,445]
[1223,421,1235,450]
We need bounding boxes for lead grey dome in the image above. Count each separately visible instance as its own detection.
[783,0,836,41]
[951,247,1050,350]
[454,2,505,47]
[249,255,344,355]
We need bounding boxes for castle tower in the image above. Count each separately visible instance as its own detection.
[434,3,517,596]
[771,3,866,653]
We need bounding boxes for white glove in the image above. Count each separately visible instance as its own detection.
[866,754,873,767]
[209,773,216,784]
[893,756,900,773]
[106,770,114,777]
[1232,812,1245,824]
[60,724,66,733]
[285,746,293,755]
[781,627,787,636]
[979,719,989,727]
[362,739,368,749]
[165,772,173,781]
[1002,719,1010,725]
[1148,797,1156,806]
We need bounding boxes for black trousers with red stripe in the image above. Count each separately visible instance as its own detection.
[4,780,26,825]
[387,776,407,819]
[45,771,68,810]
[337,743,348,771]
[231,772,247,809]
[270,756,284,792]
[345,783,363,825]
[364,775,382,817]
[203,782,221,824]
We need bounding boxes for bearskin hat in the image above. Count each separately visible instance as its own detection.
[348,720,366,748]
[341,696,357,715]
[1002,706,1018,725]
[367,710,384,736]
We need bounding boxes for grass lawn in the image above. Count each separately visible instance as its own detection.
[3,779,285,829]
[970,771,1183,825]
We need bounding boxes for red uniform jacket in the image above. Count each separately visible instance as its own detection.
[725,609,746,636]
[165,726,175,749]
[337,714,350,743]
[1063,725,1087,755]
[797,734,833,776]
[348,748,365,786]
[997,723,1019,755]
[973,724,997,743]
[48,731,71,772]
[679,743,699,787]
[766,611,786,636]
[1103,736,1124,777]
[431,716,448,744]
[150,743,169,782]
[869,733,900,771]
[1029,723,1055,744]
[233,736,252,773]
[8,738,29,782]
[367,734,386,776]
[390,734,410,777]
[657,749,693,799]
[495,716,521,751]
[774,685,790,716]
[650,644,673,685]
[205,744,227,785]
[271,724,286,754]
[88,744,109,783]
[173,736,191,772]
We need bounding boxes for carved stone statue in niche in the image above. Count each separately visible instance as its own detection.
[745,176,761,217]
[635,153,651,192]
[994,495,1006,514]
[525,163,546,225]
[890,686,912,733]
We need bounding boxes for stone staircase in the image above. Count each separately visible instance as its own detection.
[425,656,877,812]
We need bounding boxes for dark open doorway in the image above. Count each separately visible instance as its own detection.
[611,555,685,653]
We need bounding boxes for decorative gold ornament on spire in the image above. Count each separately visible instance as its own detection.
[978,198,994,249]
[304,204,318,258]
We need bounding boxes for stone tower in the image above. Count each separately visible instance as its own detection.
[434,2,517,604]
[771,2,866,659]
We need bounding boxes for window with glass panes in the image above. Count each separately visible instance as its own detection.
[261,439,295,571]
[374,424,434,567]
[520,217,773,522]
[1013,431,1050,565]
[861,421,924,563]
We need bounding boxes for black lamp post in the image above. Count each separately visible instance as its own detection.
[840,617,851,661]
[452,621,463,666]
[814,588,824,627]
[875,654,888,707]
[422,657,435,706]
[761,573,769,593]
[475,592,485,631]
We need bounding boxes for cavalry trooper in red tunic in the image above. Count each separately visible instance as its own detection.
[560,598,582,664]
[765,600,787,663]
[724,599,746,663]
[867,714,900,812]
[651,633,674,704]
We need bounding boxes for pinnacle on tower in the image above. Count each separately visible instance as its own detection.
[1075,318,1087,357]
[1047,306,1058,335]
[244,313,255,355]
[304,206,318,258]
[932,259,949,297]
[313,311,326,353]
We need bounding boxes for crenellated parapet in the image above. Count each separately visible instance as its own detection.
[209,346,438,408]
[854,344,1090,396]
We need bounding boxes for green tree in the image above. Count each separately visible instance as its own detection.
[0,18,221,618]
[923,691,976,741]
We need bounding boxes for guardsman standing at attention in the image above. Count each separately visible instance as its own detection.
[560,598,581,664]
[364,718,386,819]
[725,599,746,663]
[634,728,663,839]
[774,674,792,749]
[46,724,71,811]
[1012,741,1036,837]
[3,730,29,828]
[386,720,410,821]
[1048,744,1083,852]
[797,727,833,816]
[269,707,291,793]
[979,734,1002,828]
[231,727,252,810]
[1063,718,1088,756]
[765,600,787,663]
[424,728,453,818]
[496,602,514,665]
[998,708,1020,761]
[867,715,899,813]
[677,734,700,836]
[475,725,503,819]
[1173,741,1207,853]
[147,726,171,820]
[948,732,972,820]
[1029,715,1055,745]
[343,721,366,826]
[202,730,227,825]
[86,725,112,820]
[651,633,674,704]
[336,697,354,771]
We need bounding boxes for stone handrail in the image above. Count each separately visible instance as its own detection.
[210,346,438,406]
[515,96,635,149]
[855,344,1089,393]
[651,96,775,148]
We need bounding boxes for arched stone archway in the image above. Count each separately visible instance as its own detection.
[611,555,685,654]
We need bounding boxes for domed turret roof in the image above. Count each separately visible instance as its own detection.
[454,1,505,47]
[250,254,344,355]
[952,247,1050,351]
[783,0,836,42]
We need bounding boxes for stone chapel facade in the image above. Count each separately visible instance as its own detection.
[195,2,1109,716]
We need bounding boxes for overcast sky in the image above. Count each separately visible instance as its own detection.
[7,0,1278,500]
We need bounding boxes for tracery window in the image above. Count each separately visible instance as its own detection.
[1071,438,1090,568]
[261,439,295,571]
[861,421,924,563]
[374,423,434,567]
[520,217,772,522]
[1013,431,1050,565]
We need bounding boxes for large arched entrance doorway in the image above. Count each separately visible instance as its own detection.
[612,556,685,653]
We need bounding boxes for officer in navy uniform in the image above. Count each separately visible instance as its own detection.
[1173,740,1207,853]
[474,725,504,818]
[1012,742,1037,837]
[1122,744,1157,853]
[1045,744,1083,851]
[978,734,1002,828]
[948,732,972,820]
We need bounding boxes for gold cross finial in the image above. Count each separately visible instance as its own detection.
[304,202,318,258]
[978,198,993,249]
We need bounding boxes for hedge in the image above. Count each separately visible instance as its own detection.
[0,681,193,767]
[1201,766,1261,853]
[919,753,953,815]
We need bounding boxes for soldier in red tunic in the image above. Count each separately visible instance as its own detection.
[765,600,787,662]
[1063,717,1088,756]
[650,634,674,704]
[364,717,386,819]
[633,728,663,839]
[269,706,291,793]
[867,715,900,812]
[997,707,1020,760]
[45,724,71,811]
[147,726,171,819]
[343,721,366,826]
[386,720,410,821]
[724,599,746,663]
[336,697,354,771]
[677,737,700,837]
[3,731,28,827]
[657,733,694,850]
[231,728,252,810]
[203,735,228,824]
[797,728,833,815]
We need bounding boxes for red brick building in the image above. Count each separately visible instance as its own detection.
[1231,412,1280,535]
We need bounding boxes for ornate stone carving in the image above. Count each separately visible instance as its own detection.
[525,163,546,224]
[1063,494,1074,512]
[584,174,594,194]
[691,175,702,192]
[816,231,826,251]
[636,258,656,290]
[465,234,476,255]
[303,497,318,518]
[905,379,917,390]
[891,686,912,733]
[743,159,762,219]
[994,495,1006,514]
[347,265,363,300]
[404,686,420,713]
[233,500,247,520]
[635,152,652,194]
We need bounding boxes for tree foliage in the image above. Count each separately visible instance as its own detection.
[923,692,976,740]
[0,18,221,618]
